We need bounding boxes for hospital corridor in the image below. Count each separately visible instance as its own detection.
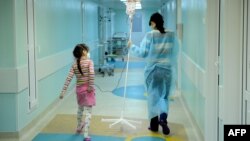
[0,0,250,141]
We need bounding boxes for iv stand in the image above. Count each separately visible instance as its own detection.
[101,2,141,129]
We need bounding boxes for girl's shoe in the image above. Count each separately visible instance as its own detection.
[83,137,91,141]
[76,122,84,134]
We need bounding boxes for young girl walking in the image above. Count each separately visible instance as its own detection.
[59,43,95,141]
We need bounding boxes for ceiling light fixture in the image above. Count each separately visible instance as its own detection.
[121,0,141,9]
[135,2,141,9]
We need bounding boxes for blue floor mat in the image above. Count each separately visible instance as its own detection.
[112,85,146,100]
[33,133,168,141]
[33,133,124,141]
[132,136,165,141]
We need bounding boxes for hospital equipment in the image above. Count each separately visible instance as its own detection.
[102,0,141,130]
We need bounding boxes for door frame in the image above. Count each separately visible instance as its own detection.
[205,0,220,140]
[217,0,244,140]
[243,0,250,124]
[26,0,38,111]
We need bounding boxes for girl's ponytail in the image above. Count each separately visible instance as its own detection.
[77,58,83,75]
[73,45,84,75]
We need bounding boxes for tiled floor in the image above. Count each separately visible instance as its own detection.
[1,60,203,141]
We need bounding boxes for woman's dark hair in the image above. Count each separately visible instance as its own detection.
[73,43,89,75]
[149,12,166,34]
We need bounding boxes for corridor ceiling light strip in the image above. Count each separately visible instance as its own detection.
[121,0,141,9]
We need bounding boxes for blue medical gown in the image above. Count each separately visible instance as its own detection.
[130,30,179,119]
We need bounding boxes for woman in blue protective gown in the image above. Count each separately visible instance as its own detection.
[128,12,179,135]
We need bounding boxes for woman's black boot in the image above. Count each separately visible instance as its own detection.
[148,116,159,132]
[159,113,170,135]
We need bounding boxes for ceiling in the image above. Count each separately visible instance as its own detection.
[98,0,166,10]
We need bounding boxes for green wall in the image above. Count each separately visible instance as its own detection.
[34,0,82,59]
[0,0,17,132]
[113,10,128,34]
[181,69,205,131]
[82,0,99,64]
[180,0,207,135]
[17,65,73,130]
[0,0,15,68]
[182,0,206,69]
[0,93,17,131]
[15,0,28,67]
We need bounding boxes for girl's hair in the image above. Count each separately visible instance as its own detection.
[149,12,166,34]
[73,43,89,75]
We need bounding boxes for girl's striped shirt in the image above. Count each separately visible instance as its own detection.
[62,59,95,94]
